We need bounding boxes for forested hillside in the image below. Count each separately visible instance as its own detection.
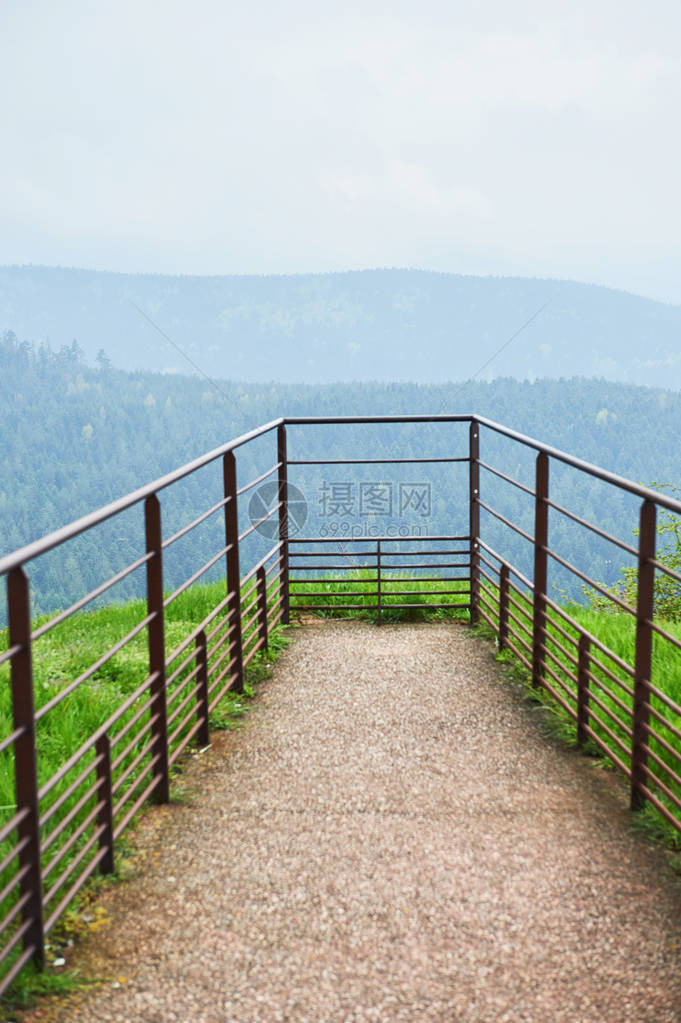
[2,265,681,388]
[1,330,679,615]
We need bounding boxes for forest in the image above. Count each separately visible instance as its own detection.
[1,329,679,617]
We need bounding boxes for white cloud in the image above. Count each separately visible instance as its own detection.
[324,162,493,220]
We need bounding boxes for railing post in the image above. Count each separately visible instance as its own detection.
[469,420,480,626]
[8,567,45,967]
[631,499,656,811]
[577,633,590,746]
[257,566,269,651]
[377,539,382,626]
[224,451,245,694]
[278,424,290,625]
[194,630,210,748]
[532,451,549,689]
[95,734,114,875]
[498,562,509,650]
[145,494,170,804]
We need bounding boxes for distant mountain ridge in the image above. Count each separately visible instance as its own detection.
[1,265,680,387]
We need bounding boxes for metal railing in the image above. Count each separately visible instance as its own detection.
[1,413,681,992]
[468,416,681,835]
[288,535,471,622]
[0,419,289,992]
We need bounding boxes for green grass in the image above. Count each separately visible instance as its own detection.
[0,577,288,1004]
[2,958,98,1015]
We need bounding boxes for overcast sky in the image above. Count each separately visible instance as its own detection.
[2,0,680,303]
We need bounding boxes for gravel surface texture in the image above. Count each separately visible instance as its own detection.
[17,621,681,1022]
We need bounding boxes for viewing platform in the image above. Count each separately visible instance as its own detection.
[3,414,681,1015]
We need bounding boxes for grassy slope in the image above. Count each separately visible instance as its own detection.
[0,581,288,1001]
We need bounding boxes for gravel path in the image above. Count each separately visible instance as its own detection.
[20,622,681,1022]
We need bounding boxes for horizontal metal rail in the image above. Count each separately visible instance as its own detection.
[289,535,470,546]
[34,615,156,723]
[545,496,639,558]
[32,551,155,640]
[288,456,469,465]
[236,462,282,497]
[162,496,230,550]
[478,460,535,497]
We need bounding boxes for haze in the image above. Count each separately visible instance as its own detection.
[2,0,680,305]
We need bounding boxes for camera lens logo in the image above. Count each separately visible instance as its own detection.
[248,482,308,541]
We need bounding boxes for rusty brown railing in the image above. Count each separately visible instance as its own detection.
[468,415,681,834]
[288,534,471,622]
[1,413,681,992]
[0,419,289,992]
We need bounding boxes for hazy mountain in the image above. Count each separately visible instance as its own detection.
[2,329,680,617]
[1,266,680,387]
